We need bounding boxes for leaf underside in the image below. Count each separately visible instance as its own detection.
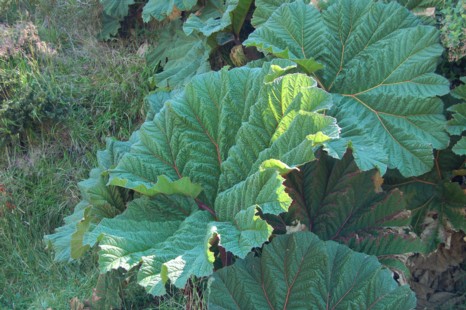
[287,151,426,262]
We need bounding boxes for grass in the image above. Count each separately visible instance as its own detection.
[0,142,100,308]
[0,0,167,308]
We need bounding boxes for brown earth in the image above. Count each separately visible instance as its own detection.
[409,231,466,309]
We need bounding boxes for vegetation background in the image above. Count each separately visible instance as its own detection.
[0,0,171,308]
[0,0,465,309]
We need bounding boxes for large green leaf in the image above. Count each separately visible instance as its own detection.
[84,195,213,296]
[286,151,425,264]
[146,21,211,90]
[208,232,417,309]
[384,148,466,251]
[44,137,134,261]
[110,65,338,205]
[97,64,339,294]
[250,0,327,74]
[142,0,198,22]
[216,71,336,195]
[245,0,450,177]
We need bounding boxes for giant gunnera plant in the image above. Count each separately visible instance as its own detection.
[46,0,465,308]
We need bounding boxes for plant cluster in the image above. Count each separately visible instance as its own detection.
[46,0,466,308]
[0,21,66,148]
[0,13,152,150]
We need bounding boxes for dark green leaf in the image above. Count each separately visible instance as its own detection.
[209,232,417,310]
[287,151,425,259]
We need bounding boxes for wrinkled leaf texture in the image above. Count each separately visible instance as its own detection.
[67,63,339,295]
[209,232,417,310]
[245,0,450,177]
